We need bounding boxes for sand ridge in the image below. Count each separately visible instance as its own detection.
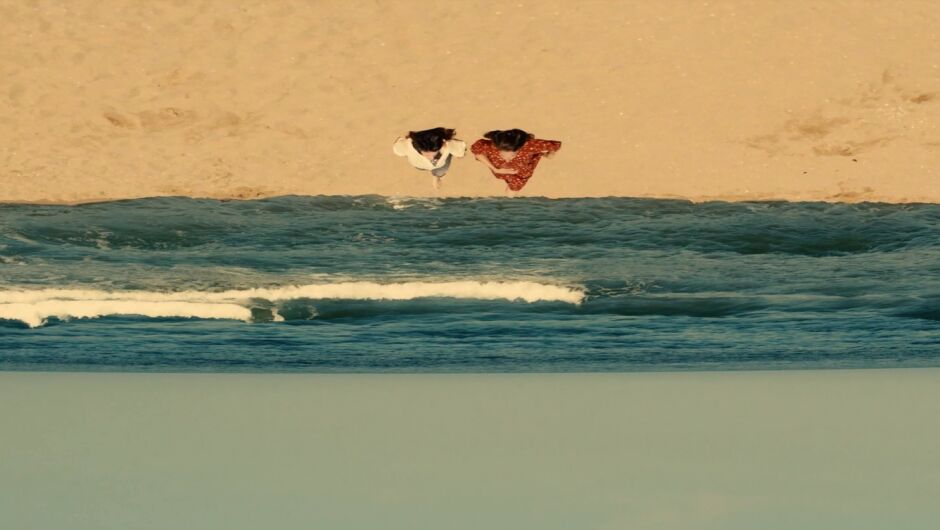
[1,1,939,203]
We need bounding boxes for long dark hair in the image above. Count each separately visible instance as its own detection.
[483,129,533,151]
[408,127,456,152]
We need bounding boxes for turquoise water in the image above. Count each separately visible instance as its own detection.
[1,196,938,372]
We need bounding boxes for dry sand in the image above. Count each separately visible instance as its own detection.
[2,370,940,529]
[2,0,939,204]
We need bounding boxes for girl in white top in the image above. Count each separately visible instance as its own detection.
[393,127,467,189]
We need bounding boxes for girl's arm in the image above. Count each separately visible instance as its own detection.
[392,137,409,156]
[448,140,467,158]
[474,154,517,174]
[470,139,517,174]
[537,140,562,157]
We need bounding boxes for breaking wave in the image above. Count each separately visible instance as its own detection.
[0,280,585,328]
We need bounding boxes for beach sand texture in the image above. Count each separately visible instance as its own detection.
[2,0,940,203]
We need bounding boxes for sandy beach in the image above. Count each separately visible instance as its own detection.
[2,369,939,530]
[2,0,939,203]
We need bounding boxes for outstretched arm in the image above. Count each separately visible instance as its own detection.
[537,139,562,158]
[448,140,467,158]
[392,137,409,156]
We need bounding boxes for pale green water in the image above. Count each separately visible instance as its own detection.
[2,370,939,530]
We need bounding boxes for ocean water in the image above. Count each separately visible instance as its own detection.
[1,195,938,372]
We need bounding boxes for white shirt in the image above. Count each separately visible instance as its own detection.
[393,137,467,170]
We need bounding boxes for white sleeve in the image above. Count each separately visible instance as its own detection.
[448,140,467,157]
[392,137,409,156]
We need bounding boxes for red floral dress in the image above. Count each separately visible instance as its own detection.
[470,138,562,191]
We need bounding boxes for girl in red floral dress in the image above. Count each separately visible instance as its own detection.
[470,129,562,193]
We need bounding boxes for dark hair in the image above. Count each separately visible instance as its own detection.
[483,129,533,151]
[408,127,456,152]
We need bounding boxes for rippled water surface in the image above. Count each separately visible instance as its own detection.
[1,196,938,372]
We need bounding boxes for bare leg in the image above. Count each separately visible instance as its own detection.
[430,154,451,191]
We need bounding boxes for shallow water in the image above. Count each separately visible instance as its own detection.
[1,196,938,372]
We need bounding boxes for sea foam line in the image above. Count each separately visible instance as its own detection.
[0,301,253,329]
[0,281,585,328]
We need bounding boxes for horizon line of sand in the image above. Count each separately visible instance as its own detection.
[2,192,939,207]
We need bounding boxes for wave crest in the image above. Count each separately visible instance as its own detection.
[0,281,584,328]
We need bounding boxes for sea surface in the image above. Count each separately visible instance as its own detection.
[1,196,938,372]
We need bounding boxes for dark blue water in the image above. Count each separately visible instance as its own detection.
[1,196,938,372]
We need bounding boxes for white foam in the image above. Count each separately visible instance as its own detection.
[0,301,252,328]
[384,197,442,210]
[0,281,584,327]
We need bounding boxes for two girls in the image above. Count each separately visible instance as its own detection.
[393,127,561,193]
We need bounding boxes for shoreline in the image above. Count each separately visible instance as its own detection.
[3,192,940,207]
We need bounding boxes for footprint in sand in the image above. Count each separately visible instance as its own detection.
[102,108,197,131]
[105,106,259,145]
[103,111,137,129]
[746,69,939,157]
[137,107,198,132]
[228,186,271,199]
[827,182,877,201]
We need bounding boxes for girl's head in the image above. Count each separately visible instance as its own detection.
[484,129,533,151]
[408,128,456,153]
